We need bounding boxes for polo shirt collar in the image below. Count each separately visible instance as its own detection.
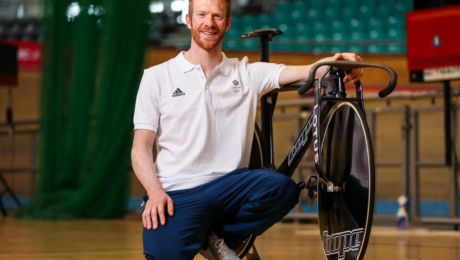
[218,53,231,76]
[175,51,231,76]
[175,51,196,73]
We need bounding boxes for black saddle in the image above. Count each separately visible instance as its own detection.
[241,29,282,41]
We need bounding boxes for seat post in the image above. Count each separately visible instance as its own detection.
[241,29,283,170]
[260,35,269,62]
[258,33,275,170]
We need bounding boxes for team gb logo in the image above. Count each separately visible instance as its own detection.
[232,80,241,93]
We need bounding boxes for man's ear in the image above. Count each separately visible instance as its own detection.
[186,14,192,29]
[226,16,231,32]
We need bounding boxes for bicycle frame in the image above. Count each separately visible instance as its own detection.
[249,29,397,196]
[241,28,396,260]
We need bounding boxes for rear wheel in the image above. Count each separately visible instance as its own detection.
[317,101,375,260]
[235,123,263,258]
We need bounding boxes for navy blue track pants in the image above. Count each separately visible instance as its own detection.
[142,168,300,260]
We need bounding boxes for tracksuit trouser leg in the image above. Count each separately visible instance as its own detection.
[142,168,300,260]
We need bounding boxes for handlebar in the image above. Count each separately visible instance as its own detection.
[295,61,397,98]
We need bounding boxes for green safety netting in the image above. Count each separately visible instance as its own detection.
[15,0,150,219]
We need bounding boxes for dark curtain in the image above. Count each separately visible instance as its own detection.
[15,0,150,219]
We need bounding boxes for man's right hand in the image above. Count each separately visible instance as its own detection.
[143,188,174,230]
[132,129,174,230]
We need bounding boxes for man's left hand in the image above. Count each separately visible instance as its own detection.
[332,53,364,83]
[278,52,364,87]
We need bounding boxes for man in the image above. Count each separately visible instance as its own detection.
[131,0,364,259]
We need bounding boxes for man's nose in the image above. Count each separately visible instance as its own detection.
[203,15,214,27]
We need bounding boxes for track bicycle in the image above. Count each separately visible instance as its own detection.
[234,29,398,260]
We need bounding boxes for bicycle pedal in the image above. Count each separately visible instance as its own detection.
[297,181,306,190]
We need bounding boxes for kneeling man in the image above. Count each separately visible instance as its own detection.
[131,0,363,259]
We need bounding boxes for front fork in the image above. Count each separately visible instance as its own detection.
[300,69,366,195]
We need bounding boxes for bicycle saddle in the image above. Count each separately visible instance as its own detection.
[241,29,282,41]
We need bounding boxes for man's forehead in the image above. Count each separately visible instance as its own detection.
[193,0,226,11]
[195,7,225,14]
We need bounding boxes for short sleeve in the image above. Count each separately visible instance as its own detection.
[133,71,160,132]
[245,60,287,97]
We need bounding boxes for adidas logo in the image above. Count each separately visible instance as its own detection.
[172,88,185,97]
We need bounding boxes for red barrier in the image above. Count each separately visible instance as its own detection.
[407,5,460,82]
[0,40,42,70]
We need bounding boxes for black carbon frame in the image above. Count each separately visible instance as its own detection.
[275,100,333,178]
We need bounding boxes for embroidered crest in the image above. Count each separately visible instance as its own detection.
[232,80,241,93]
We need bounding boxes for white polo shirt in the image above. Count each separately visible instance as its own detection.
[134,52,286,191]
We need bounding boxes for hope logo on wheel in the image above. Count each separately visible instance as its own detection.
[322,228,364,260]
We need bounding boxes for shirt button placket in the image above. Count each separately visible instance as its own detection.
[197,67,209,97]
[204,79,209,97]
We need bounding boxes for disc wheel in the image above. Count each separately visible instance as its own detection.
[235,123,263,258]
[318,101,375,260]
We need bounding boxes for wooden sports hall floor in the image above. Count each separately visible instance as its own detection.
[1,216,460,260]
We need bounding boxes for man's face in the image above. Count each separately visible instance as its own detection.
[186,0,231,50]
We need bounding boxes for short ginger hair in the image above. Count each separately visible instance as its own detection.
[188,0,232,19]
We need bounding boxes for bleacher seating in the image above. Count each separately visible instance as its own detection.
[222,0,412,53]
[0,18,41,42]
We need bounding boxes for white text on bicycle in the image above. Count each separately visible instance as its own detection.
[287,108,314,166]
[322,228,364,260]
[312,104,319,164]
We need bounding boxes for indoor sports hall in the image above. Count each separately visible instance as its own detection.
[1,0,460,259]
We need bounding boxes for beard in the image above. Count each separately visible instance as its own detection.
[191,21,227,50]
